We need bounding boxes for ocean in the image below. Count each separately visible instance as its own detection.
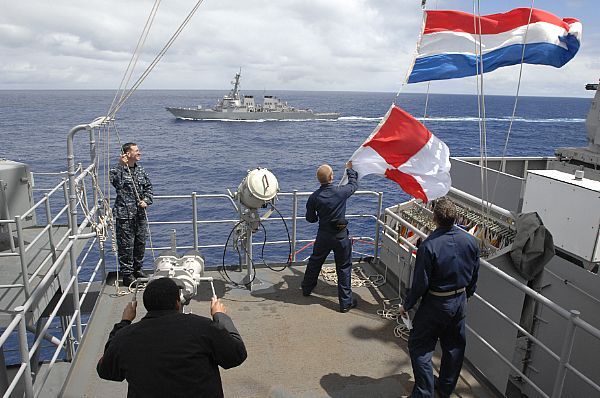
[0,89,591,266]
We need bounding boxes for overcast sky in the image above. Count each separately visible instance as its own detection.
[1,0,598,96]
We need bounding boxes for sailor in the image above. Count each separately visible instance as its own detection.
[399,197,480,398]
[301,161,359,312]
[97,277,247,397]
[110,142,153,287]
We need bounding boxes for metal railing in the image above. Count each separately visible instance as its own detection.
[379,206,600,398]
[0,120,108,397]
[144,190,384,265]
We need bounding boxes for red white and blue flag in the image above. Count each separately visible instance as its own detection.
[344,105,451,203]
[407,8,582,83]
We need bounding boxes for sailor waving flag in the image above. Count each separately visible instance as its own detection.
[343,104,451,203]
[407,7,582,83]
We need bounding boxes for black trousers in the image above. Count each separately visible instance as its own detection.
[115,216,147,275]
[301,230,353,308]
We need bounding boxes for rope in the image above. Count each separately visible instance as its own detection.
[489,0,536,208]
[377,300,411,341]
[421,0,438,122]
[472,0,492,231]
[107,0,162,118]
[294,241,315,256]
[108,0,205,119]
[320,265,384,288]
[392,0,429,106]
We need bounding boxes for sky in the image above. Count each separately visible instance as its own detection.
[1,0,598,96]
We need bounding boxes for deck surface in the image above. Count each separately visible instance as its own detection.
[62,262,496,398]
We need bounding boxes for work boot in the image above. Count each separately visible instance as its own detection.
[133,268,149,279]
[339,297,358,313]
[122,274,135,287]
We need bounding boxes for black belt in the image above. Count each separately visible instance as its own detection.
[428,287,466,297]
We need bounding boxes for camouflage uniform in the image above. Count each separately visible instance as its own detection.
[110,163,153,277]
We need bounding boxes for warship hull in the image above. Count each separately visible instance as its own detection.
[165,106,339,120]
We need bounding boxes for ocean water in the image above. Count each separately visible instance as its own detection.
[0,89,591,266]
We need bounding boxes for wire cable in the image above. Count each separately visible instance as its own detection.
[489,0,536,208]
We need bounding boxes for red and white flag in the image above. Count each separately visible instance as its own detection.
[346,104,451,203]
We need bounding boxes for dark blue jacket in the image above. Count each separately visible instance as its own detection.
[404,225,480,311]
[306,168,358,234]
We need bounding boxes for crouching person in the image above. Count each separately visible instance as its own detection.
[97,278,247,397]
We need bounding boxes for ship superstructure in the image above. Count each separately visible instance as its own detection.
[165,72,340,120]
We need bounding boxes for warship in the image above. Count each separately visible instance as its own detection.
[165,72,340,121]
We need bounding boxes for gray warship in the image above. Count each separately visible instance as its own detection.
[165,72,340,120]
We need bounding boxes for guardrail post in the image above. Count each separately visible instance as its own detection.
[551,310,580,398]
[16,308,34,397]
[79,163,89,212]
[62,178,71,230]
[68,236,83,342]
[192,192,199,251]
[15,216,31,298]
[44,194,58,262]
[373,192,383,261]
[291,190,298,263]
[0,180,16,252]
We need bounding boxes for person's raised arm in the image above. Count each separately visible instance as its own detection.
[208,297,247,369]
[340,161,358,197]
[96,301,137,381]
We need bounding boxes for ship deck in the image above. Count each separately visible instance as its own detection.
[61,261,496,398]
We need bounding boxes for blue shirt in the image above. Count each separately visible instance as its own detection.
[404,225,480,311]
[305,168,358,234]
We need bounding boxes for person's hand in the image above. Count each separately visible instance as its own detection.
[211,296,226,316]
[119,153,128,165]
[398,305,406,318]
[346,161,353,169]
[122,301,137,321]
[138,200,148,209]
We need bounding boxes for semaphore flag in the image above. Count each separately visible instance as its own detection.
[345,105,451,203]
[407,7,582,83]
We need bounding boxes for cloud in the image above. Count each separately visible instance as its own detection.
[0,0,597,95]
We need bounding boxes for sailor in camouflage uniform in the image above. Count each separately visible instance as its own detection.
[110,143,153,287]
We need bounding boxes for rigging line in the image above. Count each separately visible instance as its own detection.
[421,0,438,122]
[106,0,162,118]
[393,1,428,106]
[477,0,489,214]
[489,0,535,209]
[109,0,205,119]
[473,0,490,228]
[115,0,161,109]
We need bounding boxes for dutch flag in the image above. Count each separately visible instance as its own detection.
[407,8,582,84]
